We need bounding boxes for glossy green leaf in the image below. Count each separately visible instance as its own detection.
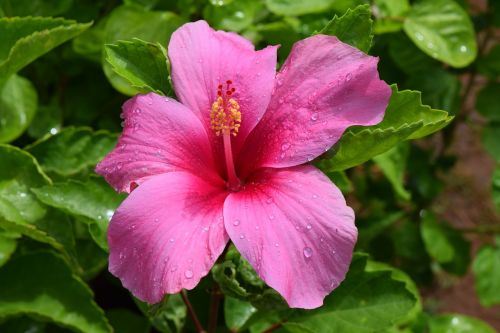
[0,252,112,333]
[212,245,288,310]
[420,212,470,275]
[476,83,500,122]
[365,261,422,325]
[472,241,500,307]
[373,0,410,34]
[32,177,125,250]
[204,0,263,32]
[135,294,187,333]
[27,104,63,139]
[26,127,117,177]
[318,85,453,171]
[225,297,257,331]
[103,5,185,95]
[72,18,108,63]
[285,254,416,332]
[428,314,496,333]
[318,4,373,53]
[0,230,17,267]
[0,16,91,81]
[105,39,170,95]
[0,0,72,17]
[403,0,477,68]
[265,0,332,16]
[373,142,411,200]
[0,74,37,143]
[389,34,440,75]
[405,68,460,114]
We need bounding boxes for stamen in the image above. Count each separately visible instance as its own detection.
[210,81,241,137]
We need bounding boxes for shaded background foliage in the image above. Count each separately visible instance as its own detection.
[0,0,499,332]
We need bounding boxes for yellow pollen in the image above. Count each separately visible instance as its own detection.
[210,96,241,136]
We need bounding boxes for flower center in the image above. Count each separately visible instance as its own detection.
[210,80,241,137]
[210,80,241,191]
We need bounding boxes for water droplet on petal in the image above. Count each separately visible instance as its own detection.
[303,247,313,258]
[281,142,290,151]
[169,238,175,243]
[274,243,279,247]
[184,269,194,279]
[312,194,318,199]
[310,113,318,121]
[269,215,274,220]
[266,197,273,204]
[171,265,178,272]
[233,220,240,226]
[345,73,352,82]
[239,234,245,239]
[306,224,312,230]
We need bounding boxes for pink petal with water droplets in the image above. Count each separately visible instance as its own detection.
[96,93,218,193]
[168,20,278,156]
[224,165,356,309]
[238,35,391,176]
[108,172,229,303]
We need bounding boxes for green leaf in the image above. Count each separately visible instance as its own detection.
[32,177,125,250]
[0,16,91,82]
[477,45,500,79]
[0,145,79,265]
[135,294,187,333]
[403,0,477,68]
[265,0,332,16]
[389,34,440,75]
[27,104,63,139]
[405,68,460,114]
[0,0,72,17]
[482,123,500,162]
[203,0,263,32]
[318,5,373,53]
[285,254,416,333]
[318,85,453,171]
[0,74,37,143]
[212,245,288,310]
[105,39,170,95]
[428,314,496,333]
[225,297,257,332]
[476,83,500,122]
[0,230,17,268]
[72,18,108,63]
[373,0,410,34]
[420,212,470,275]
[373,142,411,200]
[26,127,117,177]
[107,309,151,333]
[103,5,185,95]
[365,261,422,326]
[0,252,111,333]
[472,242,500,307]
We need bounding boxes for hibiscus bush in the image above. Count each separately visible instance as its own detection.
[1,0,499,332]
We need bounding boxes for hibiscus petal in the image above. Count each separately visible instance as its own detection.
[168,20,278,154]
[238,35,391,176]
[223,165,356,309]
[108,171,229,303]
[96,93,218,193]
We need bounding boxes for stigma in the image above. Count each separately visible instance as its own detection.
[210,80,241,136]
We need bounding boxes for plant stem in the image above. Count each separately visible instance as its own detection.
[261,321,286,333]
[181,290,207,333]
[207,283,222,333]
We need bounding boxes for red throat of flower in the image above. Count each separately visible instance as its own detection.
[210,80,242,191]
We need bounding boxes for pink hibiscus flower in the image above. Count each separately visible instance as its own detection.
[96,20,391,309]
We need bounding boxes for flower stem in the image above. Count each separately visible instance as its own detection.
[207,282,222,333]
[181,290,207,333]
[261,321,287,333]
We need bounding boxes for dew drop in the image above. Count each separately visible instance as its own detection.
[169,238,175,243]
[255,226,260,230]
[303,247,313,258]
[312,194,318,199]
[184,269,194,279]
[281,142,290,151]
[415,32,424,41]
[345,73,352,82]
[459,45,468,53]
[233,219,240,226]
[171,265,178,272]
[310,113,318,121]
[239,234,245,239]
[306,224,312,230]
[274,243,279,247]
[266,197,274,204]
[269,215,275,220]
[307,155,314,162]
